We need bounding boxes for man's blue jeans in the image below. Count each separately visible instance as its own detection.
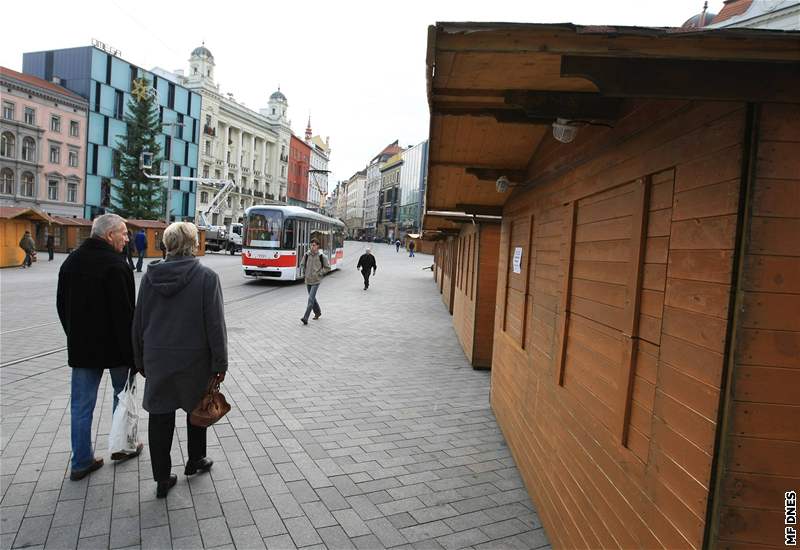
[302,284,321,322]
[71,366,133,471]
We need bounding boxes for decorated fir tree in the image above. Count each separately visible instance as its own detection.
[112,78,164,220]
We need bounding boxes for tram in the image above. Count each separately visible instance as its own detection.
[241,205,346,280]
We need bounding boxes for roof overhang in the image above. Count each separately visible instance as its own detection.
[424,22,800,216]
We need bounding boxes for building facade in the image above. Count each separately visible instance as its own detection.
[397,140,428,238]
[336,180,348,224]
[344,169,366,238]
[1,67,87,218]
[23,45,202,220]
[154,46,282,226]
[364,140,402,238]
[305,121,330,212]
[260,90,291,203]
[377,152,402,240]
[287,134,311,207]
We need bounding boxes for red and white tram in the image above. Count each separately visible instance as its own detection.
[241,205,346,280]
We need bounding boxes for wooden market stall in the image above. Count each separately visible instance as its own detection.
[0,207,52,268]
[45,216,92,253]
[125,219,168,258]
[424,22,800,549]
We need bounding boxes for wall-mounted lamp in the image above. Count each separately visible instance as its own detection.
[496,176,511,193]
[552,118,579,144]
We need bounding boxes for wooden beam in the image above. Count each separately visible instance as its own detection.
[465,167,527,182]
[432,87,506,97]
[561,55,800,103]
[455,204,504,216]
[504,90,623,121]
[435,104,551,125]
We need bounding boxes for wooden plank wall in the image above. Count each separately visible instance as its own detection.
[714,102,800,549]
[491,100,749,549]
[453,224,479,364]
[440,236,457,314]
[474,224,500,368]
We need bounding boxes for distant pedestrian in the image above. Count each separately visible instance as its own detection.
[46,234,55,261]
[56,213,142,482]
[158,234,166,259]
[357,247,377,290]
[122,231,135,270]
[134,229,148,272]
[395,239,401,252]
[19,231,35,268]
[132,222,228,498]
[408,240,416,258]
[300,238,330,325]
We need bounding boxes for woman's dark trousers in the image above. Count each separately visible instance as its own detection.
[148,412,207,482]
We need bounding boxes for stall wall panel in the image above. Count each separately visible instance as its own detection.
[491,100,747,550]
[452,226,478,364]
[474,224,500,367]
[715,102,800,549]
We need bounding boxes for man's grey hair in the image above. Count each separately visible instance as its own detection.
[163,222,199,257]
[366,247,371,252]
[90,214,126,238]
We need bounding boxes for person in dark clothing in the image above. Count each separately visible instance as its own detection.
[122,231,135,270]
[158,234,166,259]
[132,222,228,498]
[134,229,148,272]
[46,234,55,261]
[19,231,35,268]
[395,239,401,252]
[356,248,377,290]
[57,214,142,482]
[408,240,416,258]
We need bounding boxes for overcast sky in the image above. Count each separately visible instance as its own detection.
[3,0,723,187]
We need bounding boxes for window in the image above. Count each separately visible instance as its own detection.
[100,177,111,207]
[114,91,124,119]
[0,168,13,194]
[22,138,36,162]
[69,149,79,168]
[205,140,211,155]
[205,114,211,125]
[2,102,14,120]
[215,169,220,179]
[203,165,209,178]
[67,182,77,203]
[226,196,232,207]
[1,132,15,157]
[50,145,60,164]
[48,179,59,201]
[70,120,80,137]
[50,115,61,132]
[111,150,120,176]
[21,172,34,197]
[200,191,208,203]
[24,108,35,125]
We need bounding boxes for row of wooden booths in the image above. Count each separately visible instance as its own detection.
[423,23,799,549]
[0,207,206,268]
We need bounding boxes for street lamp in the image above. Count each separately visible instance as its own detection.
[162,121,185,223]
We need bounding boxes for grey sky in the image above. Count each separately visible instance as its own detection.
[2,0,722,187]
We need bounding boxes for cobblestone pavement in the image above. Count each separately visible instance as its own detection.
[0,242,550,550]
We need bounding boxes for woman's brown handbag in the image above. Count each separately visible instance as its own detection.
[189,380,231,427]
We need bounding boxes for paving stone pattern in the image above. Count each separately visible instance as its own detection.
[0,243,550,549]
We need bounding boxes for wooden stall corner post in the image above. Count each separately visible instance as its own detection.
[616,177,650,447]
[554,201,577,386]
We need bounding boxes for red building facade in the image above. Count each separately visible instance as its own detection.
[288,134,311,206]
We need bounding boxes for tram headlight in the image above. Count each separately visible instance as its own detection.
[274,252,279,258]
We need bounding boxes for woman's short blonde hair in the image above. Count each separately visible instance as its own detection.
[163,222,199,257]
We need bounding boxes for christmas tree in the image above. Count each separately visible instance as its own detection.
[112,78,164,220]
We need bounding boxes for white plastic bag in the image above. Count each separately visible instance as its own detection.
[109,376,139,455]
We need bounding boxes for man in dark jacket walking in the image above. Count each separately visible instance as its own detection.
[19,231,35,268]
[46,234,55,261]
[356,247,377,290]
[134,229,147,272]
[300,238,330,325]
[57,213,142,481]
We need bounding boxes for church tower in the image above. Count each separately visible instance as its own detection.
[305,115,313,144]
[188,43,215,86]
[266,87,289,122]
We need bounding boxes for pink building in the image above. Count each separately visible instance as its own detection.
[1,66,88,218]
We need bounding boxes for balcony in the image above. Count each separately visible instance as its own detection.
[242,167,250,174]
[215,159,224,167]
[254,190,264,198]
[280,154,288,162]
[203,125,216,137]
[254,170,261,176]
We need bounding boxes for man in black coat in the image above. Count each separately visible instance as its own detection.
[356,247,377,290]
[57,213,142,481]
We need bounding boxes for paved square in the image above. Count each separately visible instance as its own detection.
[0,243,550,549]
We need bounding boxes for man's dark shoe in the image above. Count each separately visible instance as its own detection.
[111,442,143,462]
[184,457,214,476]
[301,318,308,325]
[313,314,321,320]
[156,474,177,498]
[70,458,104,481]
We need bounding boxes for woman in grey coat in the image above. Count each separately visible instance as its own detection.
[132,222,228,498]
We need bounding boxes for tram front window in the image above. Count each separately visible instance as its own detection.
[244,210,282,249]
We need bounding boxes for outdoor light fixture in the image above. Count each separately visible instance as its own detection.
[496,176,510,193]
[140,151,154,170]
[552,118,579,144]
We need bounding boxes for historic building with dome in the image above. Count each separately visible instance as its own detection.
[153,45,292,225]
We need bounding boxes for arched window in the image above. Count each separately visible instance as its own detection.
[0,168,13,194]
[1,132,15,158]
[20,172,34,197]
[22,137,36,162]
[200,191,208,203]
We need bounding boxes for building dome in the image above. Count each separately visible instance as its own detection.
[681,2,717,29]
[191,45,214,60]
[270,89,287,102]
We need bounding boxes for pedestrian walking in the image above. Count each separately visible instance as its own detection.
[46,234,55,261]
[395,239,401,252]
[408,240,416,258]
[56,214,142,481]
[158,234,166,259]
[19,230,35,268]
[134,229,147,272]
[357,247,377,290]
[300,238,330,325]
[122,230,135,270]
[132,222,228,498]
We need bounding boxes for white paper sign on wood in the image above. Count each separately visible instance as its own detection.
[513,247,523,274]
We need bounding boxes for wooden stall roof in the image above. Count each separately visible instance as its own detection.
[422,210,502,237]
[424,22,800,214]
[126,219,168,230]
[50,216,92,227]
[0,206,52,222]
